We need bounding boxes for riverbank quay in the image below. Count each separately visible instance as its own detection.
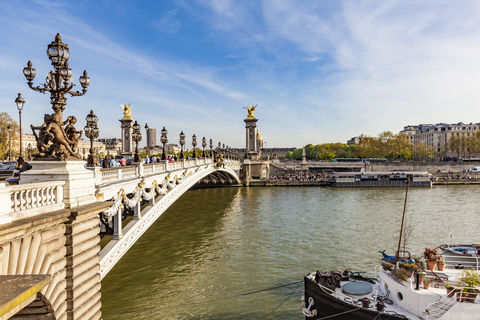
[272,159,480,174]
[433,180,480,185]
[249,180,329,186]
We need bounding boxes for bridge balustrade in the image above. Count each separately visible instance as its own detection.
[0,181,66,223]
[94,159,216,186]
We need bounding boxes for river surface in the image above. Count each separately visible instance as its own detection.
[101,185,480,319]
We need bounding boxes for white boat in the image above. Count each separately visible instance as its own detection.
[439,240,480,270]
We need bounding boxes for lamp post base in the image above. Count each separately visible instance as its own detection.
[87,154,100,167]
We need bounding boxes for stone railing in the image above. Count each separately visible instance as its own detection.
[94,159,216,185]
[0,181,66,225]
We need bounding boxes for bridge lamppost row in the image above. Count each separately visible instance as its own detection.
[15,93,25,158]
[161,127,168,161]
[202,137,207,158]
[179,131,185,159]
[84,110,100,167]
[192,134,197,158]
[132,121,142,163]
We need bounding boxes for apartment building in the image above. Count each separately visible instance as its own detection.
[402,123,480,157]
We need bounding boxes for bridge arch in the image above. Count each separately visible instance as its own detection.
[99,163,241,279]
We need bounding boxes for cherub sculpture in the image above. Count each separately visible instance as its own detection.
[31,114,53,156]
[65,116,83,152]
[122,103,133,118]
[243,104,258,119]
[31,113,82,159]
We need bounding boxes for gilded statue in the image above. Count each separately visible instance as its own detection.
[243,104,258,119]
[122,103,133,118]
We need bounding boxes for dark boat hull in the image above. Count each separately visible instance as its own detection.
[304,277,406,320]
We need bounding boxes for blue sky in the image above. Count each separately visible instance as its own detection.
[1,0,480,148]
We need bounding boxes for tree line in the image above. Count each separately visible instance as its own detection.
[286,130,480,161]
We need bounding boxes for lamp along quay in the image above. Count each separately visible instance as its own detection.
[15,93,25,158]
[24,33,90,160]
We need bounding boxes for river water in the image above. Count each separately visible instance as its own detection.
[101,185,480,319]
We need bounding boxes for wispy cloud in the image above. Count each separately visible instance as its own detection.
[2,0,480,147]
[153,9,181,35]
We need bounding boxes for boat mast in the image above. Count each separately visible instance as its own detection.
[395,177,410,269]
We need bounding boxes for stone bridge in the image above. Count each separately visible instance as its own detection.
[94,158,241,279]
[0,157,241,320]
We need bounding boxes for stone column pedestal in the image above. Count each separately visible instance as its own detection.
[245,118,258,160]
[19,161,96,209]
[119,118,134,156]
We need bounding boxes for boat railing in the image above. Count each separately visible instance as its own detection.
[443,254,480,270]
[439,237,480,248]
[374,265,381,279]
[426,286,476,319]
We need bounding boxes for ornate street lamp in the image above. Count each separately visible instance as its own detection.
[209,138,213,158]
[161,127,168,161]
[84,110,100,167]
[15,93,25,158]
[132,121,142,162]
[145,123,149,150]
[7,124,12,161]
[23,33,90,160]
[179,131,185,159]
[202,137,207,157]
[192,134,197,158]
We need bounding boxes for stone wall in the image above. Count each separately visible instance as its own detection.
[0,201,111,320]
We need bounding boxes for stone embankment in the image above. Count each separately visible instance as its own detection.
[249,180,329,186]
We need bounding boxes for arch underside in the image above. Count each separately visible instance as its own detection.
[197,170,240,186]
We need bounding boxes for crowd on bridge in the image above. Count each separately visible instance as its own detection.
[269,172,330,181]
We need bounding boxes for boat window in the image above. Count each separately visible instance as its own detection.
[384,283,388,291]
[397,292,403,301]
